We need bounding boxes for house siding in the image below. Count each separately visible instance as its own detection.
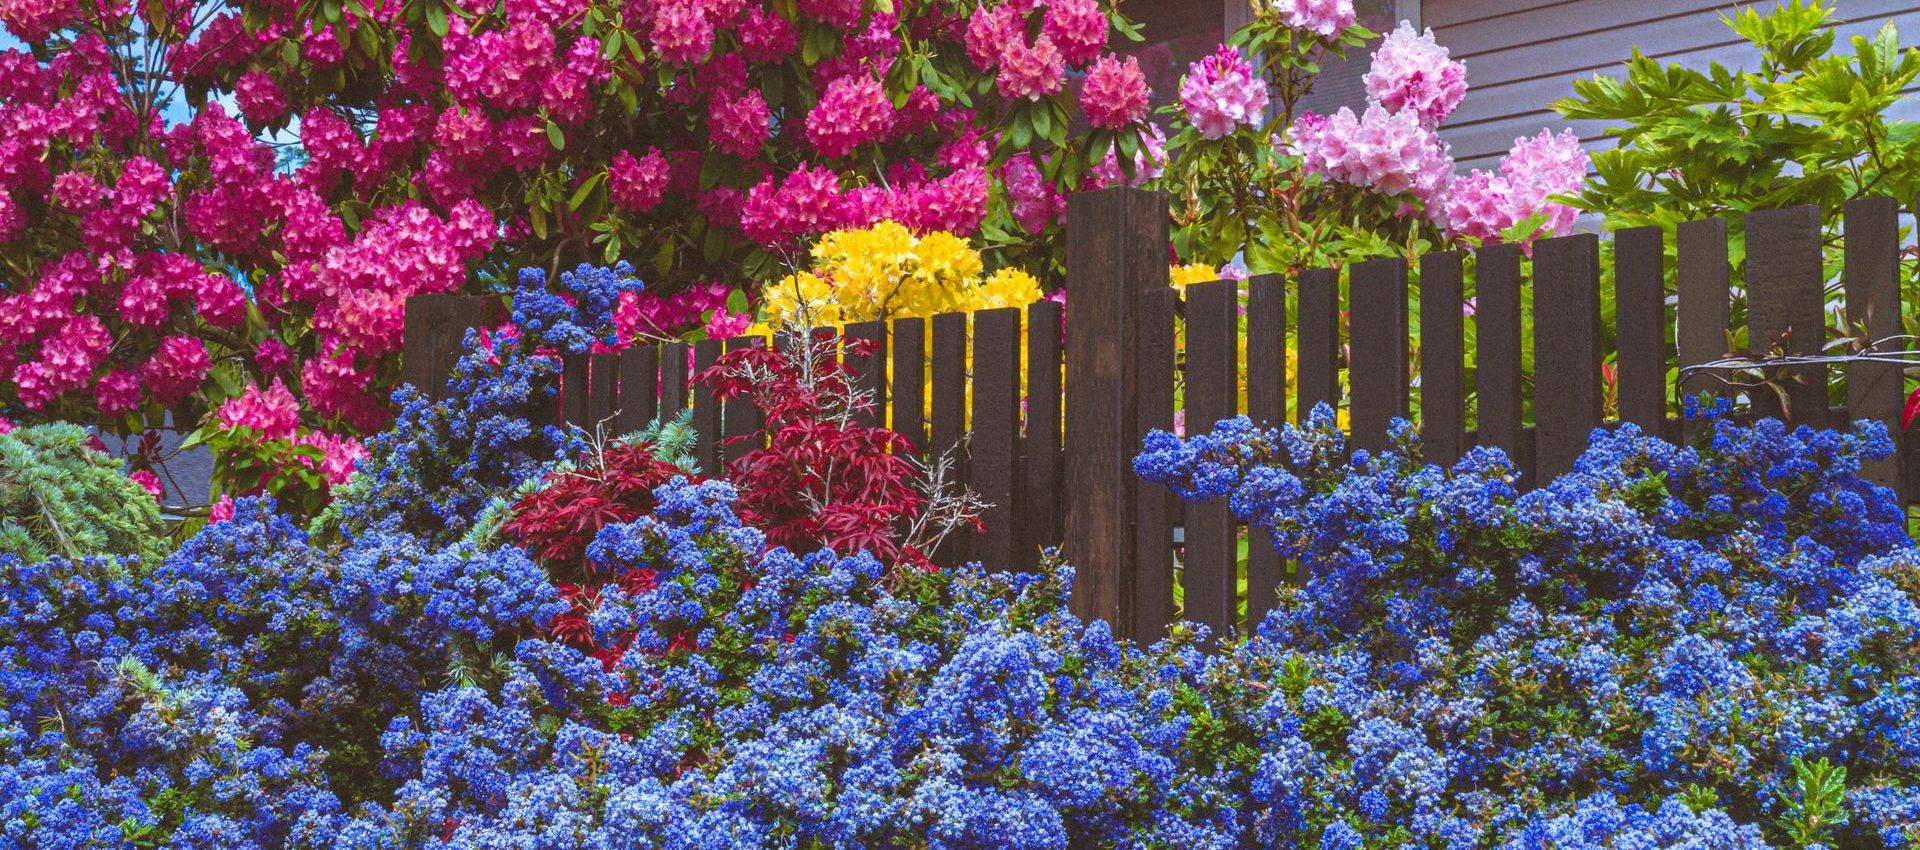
[1429,0,1920,172]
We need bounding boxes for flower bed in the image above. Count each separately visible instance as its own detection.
[4,324,1918,847]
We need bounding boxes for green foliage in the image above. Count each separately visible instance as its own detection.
[0,423,165,564]
[1557,0,1920,338]
[1776,757,1850,846]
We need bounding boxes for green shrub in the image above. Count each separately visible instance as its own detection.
[0,423,164,564]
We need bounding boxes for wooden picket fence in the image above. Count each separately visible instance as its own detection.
[403,187,1918,642]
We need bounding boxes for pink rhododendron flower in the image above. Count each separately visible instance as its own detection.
[997,35,1066,101]
[95,369,141,415]
[609,148,671,212]
[1439,128,1588,244]
[0,191,21,242]
[1365,22,1467,127]
[1294,104,1453,200]
[650,1,714,66]
[255,338,295,375]
[738,6,797,63]
[218,379,302,440]
[965,5,1024,71]
[129,469,163,500]
[739,165,843,246]
[797,0,861,28]
[807,75,894,158]
[209,494,235,523]
[1080,54,1151,130]
[0,0,76,43]
[704,308,754,339]
[709,89,771,158]
[1275,0,1356,39]
[144,335,212,406]
[50,172,104,211]
[1002,152,1064,233]
[1043,0,1108,68]
[1180,46,1267,140]
[296,429,367,485]
[1087,123,1168,189]
[233,71,288,125]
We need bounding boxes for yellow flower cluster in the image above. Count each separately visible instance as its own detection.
[1168,262,1220,293]
[756,222,1043,331]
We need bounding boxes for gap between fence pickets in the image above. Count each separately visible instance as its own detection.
[398,187,1915,644]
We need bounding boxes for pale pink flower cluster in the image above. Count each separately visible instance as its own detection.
[1293,104,1453,200]
[1438,129,1588,244]
[1364,23,1467,127]
[996,33,1067,101]
[968,0,1113,102]
[651,1,715,66]
[1274,0,1356,39]
[1180,46,1268,140]
[807,75,894,158]
[1080,54,1151,130]
[1087,123,1168,189]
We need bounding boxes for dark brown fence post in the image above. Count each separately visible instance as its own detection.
[1676,217,1731,429]
[1064,187,1168,638]
[1746,206,1827,428]
[1348,258,1409,453]
[1476,243,1527,479]
[1420,252,1466,465]
[1614,226,1669,438]
[1844,197,1903,497]
[1533,234,1603,481]
[401,294,498,402]
[1183,279,1240,638]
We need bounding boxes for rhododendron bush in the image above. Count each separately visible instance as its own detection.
[0,0,1158,464]
[1161,1,1588,274]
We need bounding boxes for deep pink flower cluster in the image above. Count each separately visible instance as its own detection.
[216,377,367,485]
[1439,129,1589,243]
[1080,54,1151,130]
[1364,23,1468,128]
[969,0,1119,103]
[709,90,771,158]
[1002,153,1065,233]
[1275,0,1356,39]
[807,75,894,158]
[615,279,734,340]
[1180,46,1269,140]
[739,162,993,246]
[610,148,672,213]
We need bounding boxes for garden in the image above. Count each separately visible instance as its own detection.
[3,0,1920,846]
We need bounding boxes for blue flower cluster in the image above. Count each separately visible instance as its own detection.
[6,337,1919,848]
[1138,406,1920,846]
[509,261,644,355]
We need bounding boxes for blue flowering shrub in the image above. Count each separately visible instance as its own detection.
[1136,407,1920,847]
[6,311,1920,849]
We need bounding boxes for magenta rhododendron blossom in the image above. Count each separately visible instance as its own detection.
[709,89,772,159]
[807,75,894,158]
[218,380,302,441]
[1365,23,1467,127]
[1275,0,1356,39]
[1044,0,1110,68]
[1080,54,1152,130]
[1180,46,1268,140]
[143,336,213,407]
[1002,153,1065,233]
[610,148,672,213]
[1087,123,1168,189]
[997,35,1067,101]
[1295,104,1454,200]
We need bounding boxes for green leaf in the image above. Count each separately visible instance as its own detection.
[569,172,605,211]
[653,240,675,279]
[545,120,565,151]
[726,288,750,315]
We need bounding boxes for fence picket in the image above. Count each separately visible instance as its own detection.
[1676,218,1731,413]
[659,342,689,421]
[615,345,658,434]
[1349,259,1409,452]
[1844,197,1903,497]
[891,318,927,458]
[971,308,1023,569]
[1244,274,1287,606]
[1533,234,1603,481]
[931,312,969,567]
[1184,279,1240,637]
[589,353,618,435]
[1746,207,1827,428]
[1296,268,1341,419]
[401,293,495,401]
[1614,226,1668,437]
[1023,300,1065,567]
[1476,243,1527,478]
[722,336,765,465]
[844,321,887,429]
[1134,285,1177,637]
[1420,252,1466,465]
[561,354,590,430]
[691,340,722,472]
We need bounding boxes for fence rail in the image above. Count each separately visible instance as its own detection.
[404,187,1919,642]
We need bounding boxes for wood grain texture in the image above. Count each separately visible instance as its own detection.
[1746,206,1827,428]
[1420,252,1467,465]
[971,308,1023,570]
[1023,299,1066,566]
[1475,243,1528,478]
[402,295,496,402]
[1614,226,1670,437]
[589,352,619,436]
[843,321,887,429]
[1676,217,1731,408]
[1183,279,1240,638]
[691,339,722,473]
[1844,197,1904,497]
[561,354,590,430]
[931,311,970,568]
[891,318,928,459]
[1532,234,1604,481]
[1133,285,1177,637]
[1063,187,1168,638]
[1243,274,1287,607]
[615,345,659,435]
[722,336,765,465]
[659,342,690,419]
[1348,259,1410,453]
[1296,268,1342,420]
